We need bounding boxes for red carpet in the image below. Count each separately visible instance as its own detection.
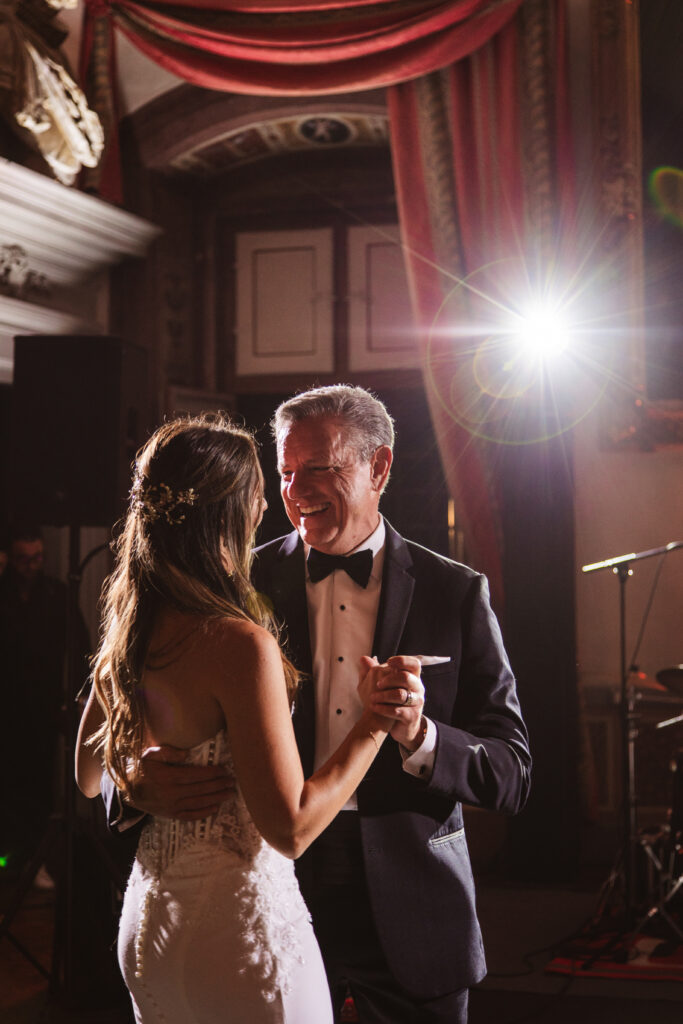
[546,932,683,982]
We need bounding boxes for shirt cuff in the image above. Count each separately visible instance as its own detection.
[112,788,145,832]
[400,717,437,780]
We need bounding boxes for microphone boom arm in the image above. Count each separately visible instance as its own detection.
[582,541,683,574]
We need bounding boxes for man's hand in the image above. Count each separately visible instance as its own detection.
[127,745,234,821]
[364,655,426,750]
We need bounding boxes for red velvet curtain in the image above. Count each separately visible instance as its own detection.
[82,0,522,94]
[388,28,521,601]
[389,2,573,605]
[79,0,522,200]
[80,0,573,605]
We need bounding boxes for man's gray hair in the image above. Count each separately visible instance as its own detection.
[271,384,395,461]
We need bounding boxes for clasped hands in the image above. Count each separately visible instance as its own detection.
[127,655,425,822]
[358,654,425,750]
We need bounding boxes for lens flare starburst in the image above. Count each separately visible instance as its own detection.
[424,257,616,446]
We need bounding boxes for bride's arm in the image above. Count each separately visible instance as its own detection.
[75,688,106,798]
[212,620,390,859]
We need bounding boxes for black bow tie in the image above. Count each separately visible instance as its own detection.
[307,547,373,588]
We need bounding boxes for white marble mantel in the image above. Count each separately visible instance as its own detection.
[0,158,161,382]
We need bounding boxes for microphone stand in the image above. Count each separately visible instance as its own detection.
[582,541,683,932]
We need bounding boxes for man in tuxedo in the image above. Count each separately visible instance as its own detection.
[116,385,531,1022]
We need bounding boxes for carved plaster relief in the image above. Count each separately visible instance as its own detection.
[0,243,50,301]
[0,159,159,383]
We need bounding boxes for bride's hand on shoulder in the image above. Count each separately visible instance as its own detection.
[127,745,234,821]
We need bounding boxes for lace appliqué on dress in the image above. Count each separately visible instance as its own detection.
[236,843,308,1002]
[133,728,308,1002]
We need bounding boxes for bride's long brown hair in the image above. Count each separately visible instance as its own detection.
[89,414,298,796]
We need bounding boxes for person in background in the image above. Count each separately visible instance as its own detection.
[0,523,89,875]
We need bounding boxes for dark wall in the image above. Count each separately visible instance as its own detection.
[500,437,580,881]
[641,0,683,400]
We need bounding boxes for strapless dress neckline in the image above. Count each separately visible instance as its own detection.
[185,726,229,766]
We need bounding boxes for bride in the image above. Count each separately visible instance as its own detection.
[75,415,393,1023]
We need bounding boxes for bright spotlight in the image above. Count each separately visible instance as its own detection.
[513,306,571,359]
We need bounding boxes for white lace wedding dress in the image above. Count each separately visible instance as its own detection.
[118,728,333,1023]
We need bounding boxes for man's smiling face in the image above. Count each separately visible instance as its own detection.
[277,416,391,555]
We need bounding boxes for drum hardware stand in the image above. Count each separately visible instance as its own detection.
[634,825,683,943]
[632,729,683,946]
[582,540,683,936]
[0,531,126,1011]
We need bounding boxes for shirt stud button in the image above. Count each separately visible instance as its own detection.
[336,708,343,715]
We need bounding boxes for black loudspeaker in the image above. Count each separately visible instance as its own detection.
[10,335,149,527]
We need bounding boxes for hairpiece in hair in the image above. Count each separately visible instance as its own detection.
[130,475,197,525]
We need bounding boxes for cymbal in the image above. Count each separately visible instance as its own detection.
[656,665,683,695]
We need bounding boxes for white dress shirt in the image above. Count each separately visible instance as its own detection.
[305,517,436,810]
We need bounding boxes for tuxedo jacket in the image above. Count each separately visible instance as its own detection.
[252,521,531,999]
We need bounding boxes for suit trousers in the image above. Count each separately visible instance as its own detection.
[306,814,468,1024]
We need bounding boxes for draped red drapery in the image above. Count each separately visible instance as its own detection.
[81,0,572,606]
[389,3,573,605]
[388,40,523,604]
[82,0,522,95]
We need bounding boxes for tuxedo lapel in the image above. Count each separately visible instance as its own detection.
[373,521,415,663]
[262,531,312,677]
[256,531,315,775]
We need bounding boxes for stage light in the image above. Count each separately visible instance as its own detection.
[512,305,571,361]
[425,257,611,445]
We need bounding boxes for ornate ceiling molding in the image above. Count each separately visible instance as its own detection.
[0,291,102,382]
[170,111,389,177]
[0,157,160,287]
[0,158,160,382]
[0,291,98,335]
[126,85,389,177]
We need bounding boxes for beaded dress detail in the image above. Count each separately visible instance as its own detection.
[118,728,333,1024]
